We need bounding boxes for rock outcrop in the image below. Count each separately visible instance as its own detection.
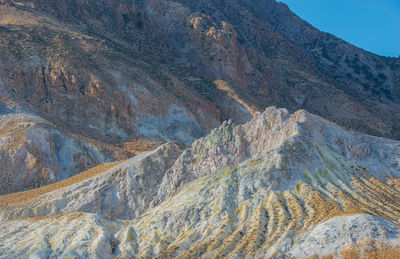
[0,143,182,220]
[0,100,108,194]
[1,0,400,194]
[1,107,400,258]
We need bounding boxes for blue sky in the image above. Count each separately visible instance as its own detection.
[277,0,400,57]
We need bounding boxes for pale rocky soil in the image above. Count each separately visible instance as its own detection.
[289,214,400,258]
[0,107,399,258]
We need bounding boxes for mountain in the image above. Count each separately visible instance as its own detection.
[1,107,400,258]
[0,99,154,194]
[0,0,399,194]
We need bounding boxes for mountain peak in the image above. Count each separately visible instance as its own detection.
[1,0,400,195]
[2,107,400,258]
[1,1,400,257]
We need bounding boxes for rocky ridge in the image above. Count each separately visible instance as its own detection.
[0,0,400,194]
[1,107,400,258]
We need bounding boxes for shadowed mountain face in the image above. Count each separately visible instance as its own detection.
[0,0,399,193]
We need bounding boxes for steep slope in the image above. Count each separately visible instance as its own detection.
[0,143,182,220]
[0,0,400,194]
[258,0,400,105]
[0,98,106,194]
[1,107,400,258]
[0,93,149,194]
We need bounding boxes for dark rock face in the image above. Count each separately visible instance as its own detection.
[0,0,399,193]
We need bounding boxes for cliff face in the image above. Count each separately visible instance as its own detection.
[0,98,143,194]
[1,107,400,258]
[0,0,399,192]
